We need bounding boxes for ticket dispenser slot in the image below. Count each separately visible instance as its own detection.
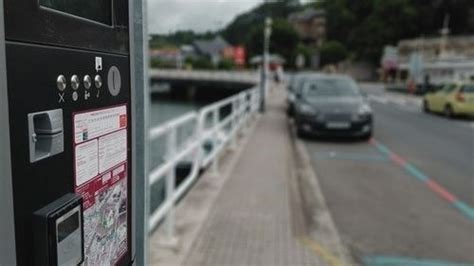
[34,193,84,266]
[27,109,64,163]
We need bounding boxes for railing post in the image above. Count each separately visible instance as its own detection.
[250,92,256,119]
[211,109,219,175]
[197,111,206,169]
[229,99,238,150]
[164,129,178,245]
[239,93,247,135]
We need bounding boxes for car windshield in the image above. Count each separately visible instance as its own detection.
[302,78,360,98]
[441,84,457,93]
[462,84,474,93]
[294,76,309,92]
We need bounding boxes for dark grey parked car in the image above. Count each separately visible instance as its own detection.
[287,72,313,116]
[294,74,373,139]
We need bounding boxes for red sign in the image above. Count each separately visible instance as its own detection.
[120,114,127,128]
[234,46,246,66]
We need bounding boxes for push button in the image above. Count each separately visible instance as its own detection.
[71,75,80,90]
[94,75,102,89]
[83,75,92,90]
[57,75,66,91]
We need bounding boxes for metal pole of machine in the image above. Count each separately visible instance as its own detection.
[260,17,272,113]
[0,0,18,263]
[130,0,149,264]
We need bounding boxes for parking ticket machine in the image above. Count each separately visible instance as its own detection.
[0,0,135,265]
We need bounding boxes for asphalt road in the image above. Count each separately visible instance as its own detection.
[301,84,474,265]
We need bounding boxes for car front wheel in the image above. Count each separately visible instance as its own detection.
[296,127,306,139]
[361,131,373,141]
[444,105,454,118]
[423,100,430,113]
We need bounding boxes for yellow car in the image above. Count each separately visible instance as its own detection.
[423,82,474,117]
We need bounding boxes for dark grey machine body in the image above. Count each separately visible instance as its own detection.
[0,0,145,264]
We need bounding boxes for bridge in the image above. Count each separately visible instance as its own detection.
[149,69,260,94]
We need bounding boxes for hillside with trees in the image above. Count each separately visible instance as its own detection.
[222,0,474,66]
[319,0,474,63]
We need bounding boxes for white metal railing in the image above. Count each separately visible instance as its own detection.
[150,69,260,84]
[147,86,260,237]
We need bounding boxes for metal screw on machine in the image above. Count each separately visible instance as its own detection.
[71,75,80,90]
[56,75,66,91]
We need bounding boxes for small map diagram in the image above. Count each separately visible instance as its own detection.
[83,177,127,266]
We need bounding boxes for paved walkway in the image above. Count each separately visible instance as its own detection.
[181,88,325,265]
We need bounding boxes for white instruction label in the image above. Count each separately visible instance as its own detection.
[99,129,127,173]
[75,139,98,186]
[74,105,127,144]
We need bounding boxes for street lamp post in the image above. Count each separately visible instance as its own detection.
[260,17,272,113]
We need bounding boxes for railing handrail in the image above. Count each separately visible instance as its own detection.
[149,69,259,84]
[147,86,260,233]
[149,111,198,140]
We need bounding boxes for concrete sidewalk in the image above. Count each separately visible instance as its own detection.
[150,86,350,266]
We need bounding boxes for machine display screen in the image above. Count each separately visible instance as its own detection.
[40,0,112,25]
[57,212,79,243]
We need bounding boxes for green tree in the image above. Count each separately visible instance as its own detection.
[149,30,217,49]
[185,57,214,70]
[315,0,474,63]
[245,18,300,66]
[223,1,302,45]
[319,41,348,66]
[217,59,236,70]
[295,44,315,68]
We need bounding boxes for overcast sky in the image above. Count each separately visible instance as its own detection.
[147,0,265,34]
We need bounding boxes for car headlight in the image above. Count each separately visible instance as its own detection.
[298,103,317,116]
[353,104,372,121]
[357,104,372,115]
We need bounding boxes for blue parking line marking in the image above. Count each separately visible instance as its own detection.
[453,201,474,221]
[371,139,474,222]
[314,152,389,162]
[372,142,391,156]
[404,164,429,182]
[363,255,472,266]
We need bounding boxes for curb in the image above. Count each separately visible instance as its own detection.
[288,120,357,266]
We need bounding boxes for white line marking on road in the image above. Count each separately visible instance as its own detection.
[390,98,406,106]
[368,95,388,104]
[368,93,425,114]
[462,122,474,130]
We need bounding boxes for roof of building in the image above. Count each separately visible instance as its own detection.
[288,8,325,22]
[193,36,229,56]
